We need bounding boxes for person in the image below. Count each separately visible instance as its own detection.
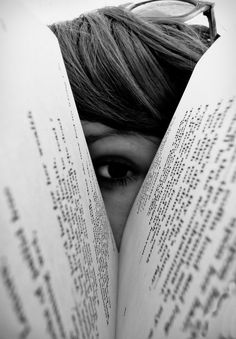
[49,2,217,250]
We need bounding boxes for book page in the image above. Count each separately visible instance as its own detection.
[0,1,118,339]
[117,31,236,339]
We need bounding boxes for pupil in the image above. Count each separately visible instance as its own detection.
[108,164,128,178]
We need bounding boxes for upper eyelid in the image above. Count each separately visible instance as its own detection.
[92,155,137,169]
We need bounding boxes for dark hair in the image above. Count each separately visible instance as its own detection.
[50,6,208,137]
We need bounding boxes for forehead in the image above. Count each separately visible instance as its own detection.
[81,120,161,160]
[81,120,139,147]
[81,120,116,136]
[81,120,160,145]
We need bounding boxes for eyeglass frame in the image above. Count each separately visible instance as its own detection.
[127,0,217,44]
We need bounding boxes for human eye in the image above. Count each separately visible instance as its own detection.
[93,156,138,189]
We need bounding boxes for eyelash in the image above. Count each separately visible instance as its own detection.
[93,157,137,188]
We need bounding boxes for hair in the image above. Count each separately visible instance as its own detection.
[49,6,209,138]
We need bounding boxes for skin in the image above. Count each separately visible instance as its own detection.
[82,121,161,250]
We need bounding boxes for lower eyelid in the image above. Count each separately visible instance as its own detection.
[97,174,138,190]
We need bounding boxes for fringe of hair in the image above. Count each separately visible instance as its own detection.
[50,6,208,137]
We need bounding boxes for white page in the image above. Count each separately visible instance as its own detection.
[117,31,236,339]
[0,1,118,338]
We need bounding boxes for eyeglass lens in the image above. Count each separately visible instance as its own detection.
[132,1,195,17]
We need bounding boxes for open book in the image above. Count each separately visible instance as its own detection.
[0,1,235,338]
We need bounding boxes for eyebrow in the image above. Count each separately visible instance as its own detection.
[85,130,134,145]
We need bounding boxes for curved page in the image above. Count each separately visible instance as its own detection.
[0,2,118,338]
[117,31,236,339]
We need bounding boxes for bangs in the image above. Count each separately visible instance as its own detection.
[50,6,207,137]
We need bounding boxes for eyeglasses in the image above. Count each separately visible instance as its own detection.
[127,0,217,44]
